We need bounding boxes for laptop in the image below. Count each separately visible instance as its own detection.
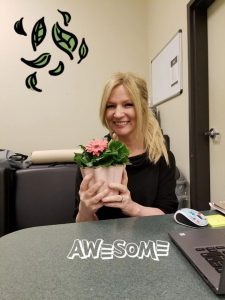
[169,227,225,295]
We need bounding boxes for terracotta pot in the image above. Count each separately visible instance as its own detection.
[81,165,125,195]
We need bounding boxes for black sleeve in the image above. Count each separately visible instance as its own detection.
[153,151,178,214]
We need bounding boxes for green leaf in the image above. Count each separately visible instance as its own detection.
[31,17,47,51]
[74,139,130,167]
[57,9,71,26]
[52,22,78,60]
[77,38,89,64]
[25,72,42,92]
[49,61,64,76]
[21,53,51,68]
[14,17,27,36]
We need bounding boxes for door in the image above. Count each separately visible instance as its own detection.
[207,0,225,203]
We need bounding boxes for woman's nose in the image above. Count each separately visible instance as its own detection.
[113,106,124,117]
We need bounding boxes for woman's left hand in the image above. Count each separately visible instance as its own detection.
[101,169,139,216]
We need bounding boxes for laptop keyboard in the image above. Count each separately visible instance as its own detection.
[196,246,225,273]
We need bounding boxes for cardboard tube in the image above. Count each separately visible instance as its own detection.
[31,149,82,164]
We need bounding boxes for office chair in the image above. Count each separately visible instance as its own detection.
[14,164,81,230]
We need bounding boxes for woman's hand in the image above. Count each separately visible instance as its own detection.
[101,169,139,216]
[76,174,109,222]
[101,169,165,217]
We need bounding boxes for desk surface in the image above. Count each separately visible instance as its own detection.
[0,213,224,300]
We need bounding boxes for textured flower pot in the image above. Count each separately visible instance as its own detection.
[81,165,125,195]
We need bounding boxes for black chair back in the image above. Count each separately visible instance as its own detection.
[14,164,81,230]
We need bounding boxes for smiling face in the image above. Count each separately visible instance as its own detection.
[105,84,137,141]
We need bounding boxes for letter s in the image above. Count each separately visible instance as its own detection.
[113,240,126,258]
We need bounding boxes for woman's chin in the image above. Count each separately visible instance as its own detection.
[113,130,132,139]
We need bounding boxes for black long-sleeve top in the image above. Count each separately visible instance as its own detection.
[74,150,178,220]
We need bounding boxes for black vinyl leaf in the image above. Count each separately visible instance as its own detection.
[57,9,71,26]
[49,61,64,76]
[77,38,89,64]
[14,17,27,36]
[21,53,51,68]
[52,22,78,60]
[25,72,42,92]
[31,17,47,51]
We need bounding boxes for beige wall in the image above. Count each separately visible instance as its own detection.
[147,0,190,181]
[1,0,190,184]
[0,0,148,155]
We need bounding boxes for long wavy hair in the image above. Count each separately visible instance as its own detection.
[99,72,168,164]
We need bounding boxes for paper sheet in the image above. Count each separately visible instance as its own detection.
[209,202,225,215]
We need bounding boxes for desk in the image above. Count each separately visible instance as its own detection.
[0,214,224,300]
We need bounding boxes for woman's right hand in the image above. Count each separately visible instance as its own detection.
[76,174,109,222]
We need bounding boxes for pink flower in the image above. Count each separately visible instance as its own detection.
[85,139,108,156]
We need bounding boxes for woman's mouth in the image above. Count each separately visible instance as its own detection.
[113,121,129,126]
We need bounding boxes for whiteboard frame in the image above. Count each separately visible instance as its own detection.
[150,30,183,107]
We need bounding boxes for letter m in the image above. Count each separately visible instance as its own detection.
[138,240,159,261]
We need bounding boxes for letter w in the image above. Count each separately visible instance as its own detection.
[82,239,103,259]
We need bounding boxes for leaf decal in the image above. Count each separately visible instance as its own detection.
[52,22,78,60]
[57,9,71,26]
[14,17,27,36]
[25,72,42,92]
[77,38,89,64]
[49,61,64,76]
[31,17,47,51]
[21,53,51,68]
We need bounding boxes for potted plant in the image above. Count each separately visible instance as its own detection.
[74,139,130,194]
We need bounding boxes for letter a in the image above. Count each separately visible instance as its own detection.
[67,239,84,259]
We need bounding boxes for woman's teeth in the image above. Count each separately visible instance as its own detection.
[114,121,128,125]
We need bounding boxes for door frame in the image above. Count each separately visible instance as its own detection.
[187,0,215,210]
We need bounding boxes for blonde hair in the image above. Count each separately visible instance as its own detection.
[99,72,169,164]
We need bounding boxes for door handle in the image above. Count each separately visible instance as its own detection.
[204,128,220,139]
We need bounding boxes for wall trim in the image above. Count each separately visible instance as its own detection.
[187,0,215,210]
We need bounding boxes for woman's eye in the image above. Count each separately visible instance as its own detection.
[124,103,133,107]
[106,104,115,109]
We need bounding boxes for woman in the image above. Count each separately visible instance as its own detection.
[75,72,178,222]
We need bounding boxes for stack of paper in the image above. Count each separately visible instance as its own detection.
[206,214,225,228]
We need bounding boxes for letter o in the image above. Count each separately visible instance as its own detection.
[125,243,138,257]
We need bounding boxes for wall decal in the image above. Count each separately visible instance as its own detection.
[31,17,47,51]
[49,61,64,76]
[14,17,27,36]
[25,72,42,92]
[57,9,71,26]
[14,9,89,92]
[52,22,78,60]
[78,38,89,64]
[21,53,51,68]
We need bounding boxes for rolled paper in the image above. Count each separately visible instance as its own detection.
[31,148,82,164]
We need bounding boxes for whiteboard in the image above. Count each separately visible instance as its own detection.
[151,30,182,107]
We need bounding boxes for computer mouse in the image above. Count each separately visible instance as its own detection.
[174,208,208,228]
